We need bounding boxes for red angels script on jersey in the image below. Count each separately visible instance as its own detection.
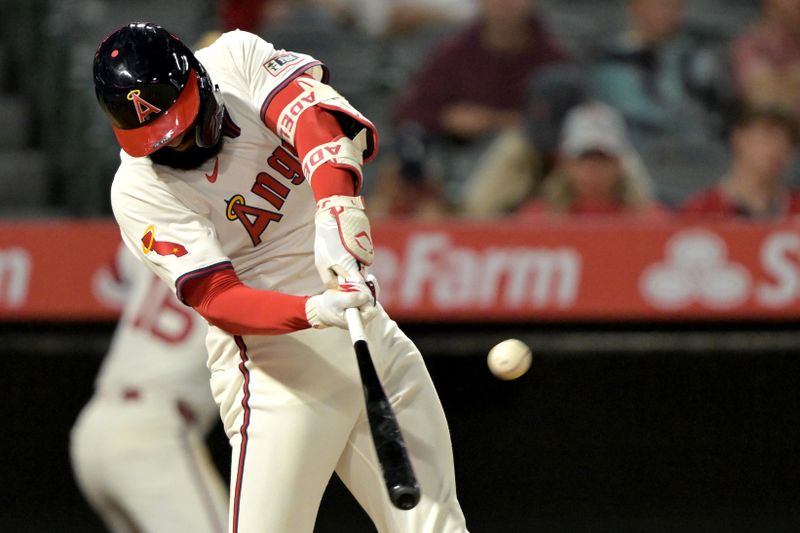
[127,89,162,124]
[141,225,189,257]
[225,144,306,246]
[225,194,283,246]
[206,157,220,183]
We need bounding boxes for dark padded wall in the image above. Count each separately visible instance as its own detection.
[3,325,800,532]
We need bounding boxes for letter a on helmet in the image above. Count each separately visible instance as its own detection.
[93,22,223,157]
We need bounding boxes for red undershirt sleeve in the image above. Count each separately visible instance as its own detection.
[181,267,311,335]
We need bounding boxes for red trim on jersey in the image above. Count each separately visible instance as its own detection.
[181,267,310,335]
[114,70,201,157]
[176,261,236,303]
[259,62,327,125]
[232,335,251,533]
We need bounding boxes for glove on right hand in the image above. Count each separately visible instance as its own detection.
[305,277,378,329]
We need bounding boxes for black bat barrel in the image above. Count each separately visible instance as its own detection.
[354,339,421,510]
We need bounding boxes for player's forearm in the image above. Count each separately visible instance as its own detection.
[295,105,358,201]
[264,74,365,201]
[182,268,311,335]
[199,285,310,335]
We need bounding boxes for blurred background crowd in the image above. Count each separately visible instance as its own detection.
[3,0,800,222]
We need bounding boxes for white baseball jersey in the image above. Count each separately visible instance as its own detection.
[94,246,217,427]
[110,30,357,368]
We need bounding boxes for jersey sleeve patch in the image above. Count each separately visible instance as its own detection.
[141,225,189,257]
[263,53,303,76]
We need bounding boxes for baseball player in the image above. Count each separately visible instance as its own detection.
[92,23,468,533]
[70,245,227,532]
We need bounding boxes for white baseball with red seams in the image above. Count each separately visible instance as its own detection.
[110,30,468,533]
[488,339,532,380]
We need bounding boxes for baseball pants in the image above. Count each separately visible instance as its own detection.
[210,308,468,532]
[70,391,228,533]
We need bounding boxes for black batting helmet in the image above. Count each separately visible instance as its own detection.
[93,22,224,157]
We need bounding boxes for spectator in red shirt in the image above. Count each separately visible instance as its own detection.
[681,104,800,218]
[516,102,668,220]
[371,0,570,217]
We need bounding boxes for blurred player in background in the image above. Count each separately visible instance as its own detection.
[70,246,227,532]
[92,23,467,532]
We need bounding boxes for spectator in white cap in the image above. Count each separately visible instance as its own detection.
[516,101,669,219]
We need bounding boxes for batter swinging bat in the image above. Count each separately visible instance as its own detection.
[345,307,421,510]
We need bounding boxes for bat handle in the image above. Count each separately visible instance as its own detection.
[345,307,367,344]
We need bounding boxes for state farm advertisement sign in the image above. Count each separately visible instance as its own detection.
[0,221,120,320]
[369,219,800,322]
[0,219,799,322]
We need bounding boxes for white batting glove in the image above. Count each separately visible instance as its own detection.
[314,195,374,287]
[305,276,379,329]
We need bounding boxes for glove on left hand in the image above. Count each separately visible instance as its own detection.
[314,195,374,287]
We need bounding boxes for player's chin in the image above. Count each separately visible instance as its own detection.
[170,132,198,152]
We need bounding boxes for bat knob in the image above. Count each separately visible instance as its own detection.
[390,484,421,510]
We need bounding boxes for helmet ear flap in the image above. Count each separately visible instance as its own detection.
[193,61,224,148]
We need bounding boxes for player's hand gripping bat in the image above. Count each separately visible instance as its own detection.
[344,307,421,510]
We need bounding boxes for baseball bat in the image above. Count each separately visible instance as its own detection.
[345,307,421,510]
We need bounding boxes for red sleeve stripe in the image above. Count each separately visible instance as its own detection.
[231,335,252,533]
[176,261,235,304]
[259,61,328,129]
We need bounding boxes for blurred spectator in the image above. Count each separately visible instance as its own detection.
[218,0,475,38]
[516,102,668,220]
[317,0,477,37]
[681,104,800,218]
[373,0,570,216]
[219,0,290,32]
[589,0,728,143]
[731,0,800,120]
[462,63,587,216]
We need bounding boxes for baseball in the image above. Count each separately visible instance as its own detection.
[487,339,532,380]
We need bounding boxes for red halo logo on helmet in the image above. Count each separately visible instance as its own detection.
[127,89,162,124]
